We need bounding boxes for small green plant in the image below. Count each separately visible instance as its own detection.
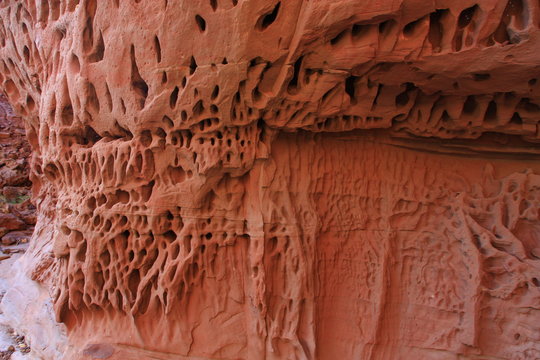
[0,194,30,205]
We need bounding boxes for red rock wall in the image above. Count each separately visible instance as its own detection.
[0,1,539,359]
[0,95,34,246]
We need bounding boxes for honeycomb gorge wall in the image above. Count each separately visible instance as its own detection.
[0,0,539,359]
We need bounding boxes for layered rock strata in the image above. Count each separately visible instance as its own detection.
[0,95,34,246]
[0,0,539,359]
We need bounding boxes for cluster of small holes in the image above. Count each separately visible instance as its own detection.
[327,0,534,54]
[0,1,539,344]
[55,212,249,317]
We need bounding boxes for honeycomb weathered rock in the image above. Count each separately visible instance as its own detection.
[0,0,539,359]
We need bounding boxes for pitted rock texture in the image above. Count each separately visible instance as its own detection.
[0,0,540,359]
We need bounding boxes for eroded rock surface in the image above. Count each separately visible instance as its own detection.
[0,0,539,359]
[0,96,34,247]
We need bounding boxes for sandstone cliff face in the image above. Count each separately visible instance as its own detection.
[0,96,34,247]
[0,0,539,359]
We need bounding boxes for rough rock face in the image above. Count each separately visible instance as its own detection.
[0,96,34,246]
[0,0,540,359]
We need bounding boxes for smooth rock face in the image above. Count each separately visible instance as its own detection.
[0,0,540,359]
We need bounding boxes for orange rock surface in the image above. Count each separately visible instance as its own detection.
[0,0,540,359]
